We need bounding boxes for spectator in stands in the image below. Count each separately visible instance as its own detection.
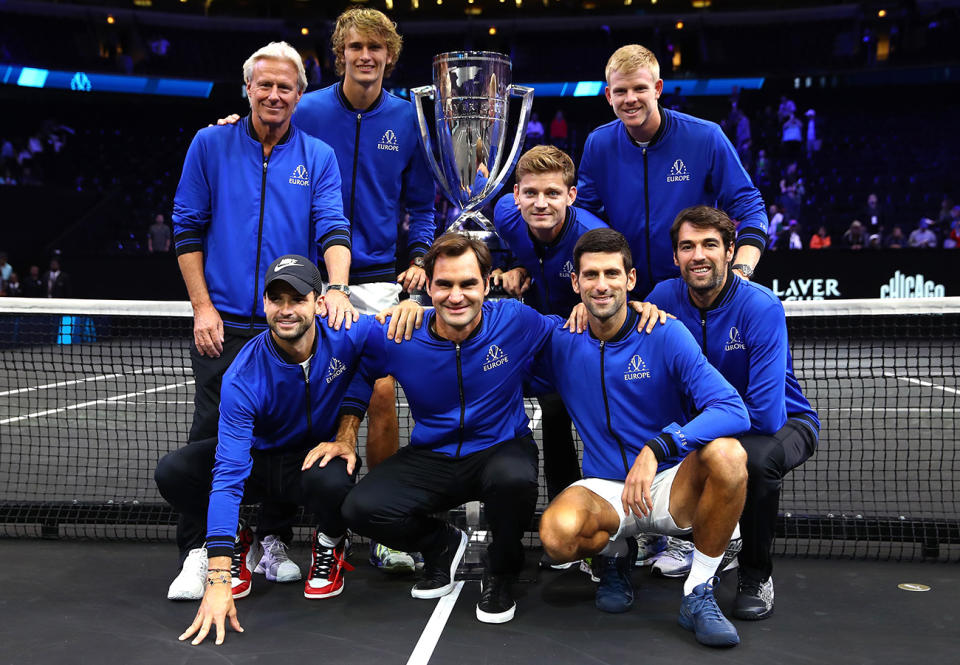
[766,203,784,248]
[549,110,568,148]
[936,197,955,227]
[862,193,886,234]
[0,252,12,284]
[147,213,171,253]
[908,218,938,248]
[943,205,960,240]
[803,109,820,162]
[809,225,831,249]
[754,148,773,194]
[777,220,803,250]
[22,265,44,297]
[777,95,796,124]
[526,112,545,145]
[867,234,882,250]
[780,113,803,162]
[42,257,71,297]
[841,220,867,250]
[2,272,20,296]
[944,219,960,249]
[884,226,906,249]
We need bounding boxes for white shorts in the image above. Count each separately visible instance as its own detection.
[571,463,692,543]
[325,282,401,316]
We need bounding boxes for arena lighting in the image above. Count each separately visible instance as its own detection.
[878,9,887,18]
[411,0,419,8]
[437,0,442,5]
[625,0,632,6]
[385,0,394,9]
[2,64,213,98]
[676,20,684,29]
[489,26,497,35]
[301,27,309,35]
[692,0,712,7]
[106,15,115,24]
[518,76,763,97]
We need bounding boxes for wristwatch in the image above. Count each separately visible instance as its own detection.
[326,284,352,297]
[411,256,425,268]
[731,264,754,278]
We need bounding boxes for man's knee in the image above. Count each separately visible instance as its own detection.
[539,504,585,562]
[701,437,748,485]
[302,461,356,503]
[485,452,537,496]
[154,441,214,499]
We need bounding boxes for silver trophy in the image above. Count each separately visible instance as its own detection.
[412,51,534,242]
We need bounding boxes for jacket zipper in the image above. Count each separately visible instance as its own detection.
[455,342,466,456]
[250,154,269,329]
[600,340,630,475]
[642,147,652,291]
[538,257,551,309]
[349,112,361,223]
[301,363,313,435]
[699,311,708,352]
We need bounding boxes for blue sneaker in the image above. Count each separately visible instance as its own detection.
[678,577,740,647]
[594,538,637,613]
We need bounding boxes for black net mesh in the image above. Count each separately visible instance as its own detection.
[1,298,957,561]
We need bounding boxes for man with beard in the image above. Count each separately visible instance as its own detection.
[645,206,819,620]
[533,228,751,647]
[156,255,420,646]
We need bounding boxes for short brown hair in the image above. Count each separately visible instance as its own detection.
[515,145,576,188]
[670,206,738,251]
[605,44,660,83]
[573,228,633,275]
[423,233,492,282]
[331,8,402,78]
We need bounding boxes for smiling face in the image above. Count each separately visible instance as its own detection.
[246,57,302,131]
[673,222,734,298]
[605,66,662,142]
[427,251,489,342]
[572,251,636,323]
[264,281,318,345]
[342,27,392,89]
[514,171,576,242]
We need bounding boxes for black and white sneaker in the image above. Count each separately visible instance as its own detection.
[476,573,516,624]
[411,525,467,599]
[732,571,774,620]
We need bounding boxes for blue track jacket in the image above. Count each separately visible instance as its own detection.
[533,310,750,480]
[205,315,376,557]
[344,299,554,456]
[492,194,607,316]
[576,107,767,296]
[172,117,350,333]
[295,84,436,283]
[647,274,819,436]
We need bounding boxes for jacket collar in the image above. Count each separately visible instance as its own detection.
[267,318,319,365]
[687,268,739,313]
[427,307,485,343]
[625,104,668,149]
[336,81,385,113]
[588,306,638,343]
[245,115,292,146]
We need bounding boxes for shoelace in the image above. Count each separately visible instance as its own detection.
[231,533,251,577]
[310,541,355,582]
[265,538,290,561]
[689,580,724,622]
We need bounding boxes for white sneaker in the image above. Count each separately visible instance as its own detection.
[167,547,208,600]
[651,537,694,578]
[255,535,302,582]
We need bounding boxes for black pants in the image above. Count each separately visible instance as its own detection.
[342,436,539,575]
[154,437,359,563]
[537,393,581,501]
[738,418,819,580]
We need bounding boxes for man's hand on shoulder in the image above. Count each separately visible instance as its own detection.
[376,299,424,342]
[563,303,588,334]
[320,290,358,331]
[211,113,241,127]
[627,301,673,333]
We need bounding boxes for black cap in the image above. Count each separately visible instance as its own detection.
[264,254,322,296]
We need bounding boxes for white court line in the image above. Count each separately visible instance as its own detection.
[0,379,194,425]
[406,581,465,665]
[0,366,189,397]
[883,371,960,395]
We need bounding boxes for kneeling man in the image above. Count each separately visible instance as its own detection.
[535,229,750,647]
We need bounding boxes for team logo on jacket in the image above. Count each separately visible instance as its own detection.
[725,327,746,352]
[483,344,509,371]
[289,165,310,187]
[560,260,575,278]
[624,355,651,381]
[378,130,400,152]
[325,357,346,384]
[667,159,691,183]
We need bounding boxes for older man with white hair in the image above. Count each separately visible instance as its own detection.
[166,41,353,601]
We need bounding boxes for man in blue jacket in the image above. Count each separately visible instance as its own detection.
[646,206,819,620]
[220,9,437,572]
[536,228,750,648]
[576,44,767,297]
[170,42,354,600]
[341,233,557,625]
[157,255,421,646]
[490,145,606,555]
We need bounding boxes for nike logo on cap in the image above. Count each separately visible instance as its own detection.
[274,258,302,272]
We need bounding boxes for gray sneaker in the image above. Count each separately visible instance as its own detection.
[733,572,774,620]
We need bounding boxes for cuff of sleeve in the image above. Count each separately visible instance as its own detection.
[735,230,767,253]
[338,404,367,420]
[643,432,678,463]
[173,231,204,257]
[206,544,234,559]
[320,229,352,254]
[407,243,429,263]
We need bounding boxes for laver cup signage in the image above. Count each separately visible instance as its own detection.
[753,250,954,300]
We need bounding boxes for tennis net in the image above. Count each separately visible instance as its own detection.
[0,296,957,561]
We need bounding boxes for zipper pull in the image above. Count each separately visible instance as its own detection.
[357,113,362,121]
[263,160,268,171]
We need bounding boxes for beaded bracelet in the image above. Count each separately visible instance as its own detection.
[206,573,231,586]
[207,568,230,574]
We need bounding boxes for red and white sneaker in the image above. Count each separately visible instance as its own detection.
[230,525,262,600]
[304,530,354,599]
